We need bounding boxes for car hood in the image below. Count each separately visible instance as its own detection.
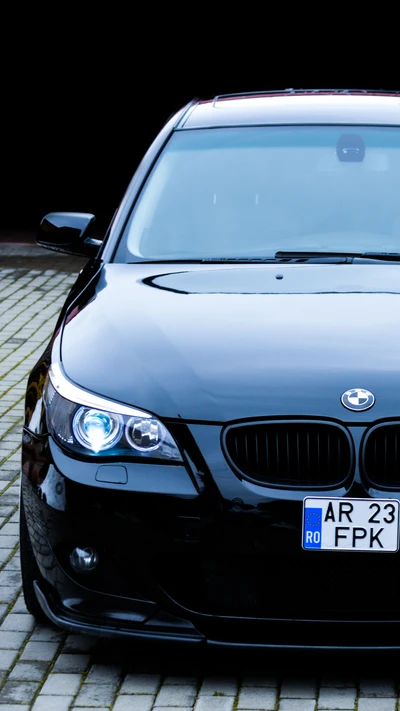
[60,263,400,422]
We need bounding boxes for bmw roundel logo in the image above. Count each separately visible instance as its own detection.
[341,388,375,411]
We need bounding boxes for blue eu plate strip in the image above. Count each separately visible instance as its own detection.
[303,507,322,549]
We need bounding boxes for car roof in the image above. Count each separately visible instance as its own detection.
[179,90,400,129]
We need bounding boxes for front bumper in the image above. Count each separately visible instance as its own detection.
[21,430,400,650]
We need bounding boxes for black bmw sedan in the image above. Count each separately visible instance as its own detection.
[21,89,400,649]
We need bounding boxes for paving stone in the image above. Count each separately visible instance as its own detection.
[0,612,35,631]
[8,660,50,681]
[3,556,21,572]
[61,634,98,653]
[114,696,154,711]
[194,698,235,711]
[163,675,198,685]
[0,680,39,703]
[32,697,74,711]
[20,640,60,661]
[30,625,65,642]
[357,700,396,711]
[10,594,31,613]
[280,678,317,698]
[52,654,91,672]
[73,683,115,706]
[0,629,29,648]
[40,672,82,695]
[7,507,20,519]
[155,684,197,707]
[119,673,161,694]
[0,540,21,556]
[0,512,14,525]
[237,686,277,709]
[0,587,19,604]
[0,523,18,536]
[318,687,358,709]
[0,505,18,517]
[85,663,122,685]
[199,676,238,695]
[0,472,16,481]
[0,649,18,670]
[359,679,397,697]
[278,701,317,711]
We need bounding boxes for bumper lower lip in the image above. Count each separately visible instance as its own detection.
[33,580,204,645]
[34,580,400,651]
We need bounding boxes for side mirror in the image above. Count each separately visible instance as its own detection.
[37,212,102,257]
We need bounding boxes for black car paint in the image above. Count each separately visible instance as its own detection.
[21,92,400,649]
[59,262,400,424]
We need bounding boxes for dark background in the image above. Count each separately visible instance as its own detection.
[2,31,395,237]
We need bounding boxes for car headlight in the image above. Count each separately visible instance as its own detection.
[73,408,123,452]
[43,363,182,461]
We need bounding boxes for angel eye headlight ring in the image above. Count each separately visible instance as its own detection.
[73,408,123,452]
[125,416,166,452]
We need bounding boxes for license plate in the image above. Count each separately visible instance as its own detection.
[302,497,400,552]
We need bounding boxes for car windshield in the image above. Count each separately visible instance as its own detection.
[114,125,400,262]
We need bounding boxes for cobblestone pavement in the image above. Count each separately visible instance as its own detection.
[1,255,400,710]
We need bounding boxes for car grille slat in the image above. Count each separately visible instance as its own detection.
[384,433,388,473]
[224,422,352,488]
[286,431,290,474]
[364,424,400,488]
[254,429,259,468]
[275,431,279,475]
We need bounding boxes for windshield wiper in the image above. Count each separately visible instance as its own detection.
[276,250,400,262]
[201,256,348,263]
[361,252,400,260]
[129,252,400,264]
[127,259,204,264]
[275,251,358,260]
[203,253,359,263]
[201,257,278,263]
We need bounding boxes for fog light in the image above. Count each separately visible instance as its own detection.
[70,547,99,573]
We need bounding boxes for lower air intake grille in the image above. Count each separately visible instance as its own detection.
[363,423,400,488]
[223,421,352,488]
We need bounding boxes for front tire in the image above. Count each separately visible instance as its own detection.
[19,495,47,621]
